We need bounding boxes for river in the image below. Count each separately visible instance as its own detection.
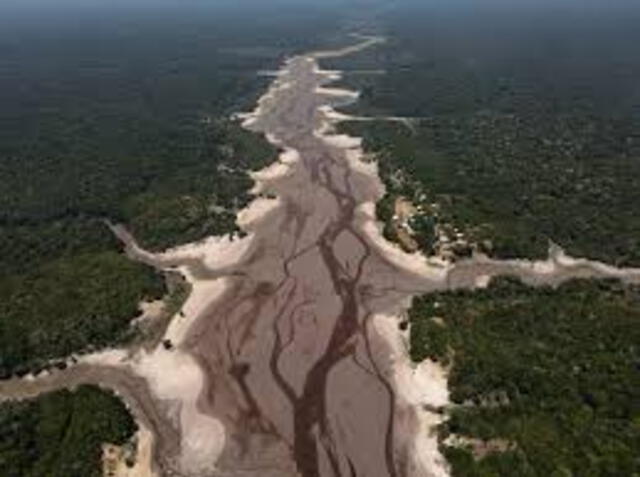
[2,36,639,477]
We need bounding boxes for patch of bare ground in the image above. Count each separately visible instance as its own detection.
[392,197,420,253]
[103,427,158,477]
[444,435,515,461]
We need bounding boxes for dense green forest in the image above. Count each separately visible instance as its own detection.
[0,252,164,378]
[0,5,342,377]
[0,386,137,477]
[334,5,640,265]
[409,278,640,476]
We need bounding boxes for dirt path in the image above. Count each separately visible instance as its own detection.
[3,36,640,477]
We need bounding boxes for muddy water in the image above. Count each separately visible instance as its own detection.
[3,37,640,477]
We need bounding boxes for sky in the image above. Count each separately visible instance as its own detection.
[3,0,638,8]
[2,0,638,28]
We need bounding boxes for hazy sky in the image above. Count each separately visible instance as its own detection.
[2,0,638,26]
[4,0,638,8]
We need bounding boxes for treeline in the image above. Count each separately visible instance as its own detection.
[409,278,640,476]
[0,386,137,477]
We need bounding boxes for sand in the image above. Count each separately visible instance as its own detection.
[85,346,226,475]
[358,202,449,282]
[249,148,300,194]
[163,278,229,347]
[373,314,451,477]
[134,349,225,474]
[102,426,158,477]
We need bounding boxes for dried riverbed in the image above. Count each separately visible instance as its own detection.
[2,36,640,477]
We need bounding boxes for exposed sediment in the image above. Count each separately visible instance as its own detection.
[2,35,640,477]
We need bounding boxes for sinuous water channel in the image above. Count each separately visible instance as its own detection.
[2,37,640,477]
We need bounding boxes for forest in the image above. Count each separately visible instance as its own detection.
[342,117,640,265]
[0,4,344,378]
[0,385,137,477]
[409,278,640,476]
[334,3,640,265]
